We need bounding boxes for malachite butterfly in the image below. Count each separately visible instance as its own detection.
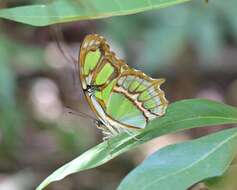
[79,34,168,140]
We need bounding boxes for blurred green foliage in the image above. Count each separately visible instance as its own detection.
[0,27,94,161]
[0,35,18,148]
[102,0,237,73]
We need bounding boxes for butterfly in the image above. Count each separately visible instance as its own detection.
[79,34,168,140]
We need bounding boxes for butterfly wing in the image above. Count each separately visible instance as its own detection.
[79,34,127,122]
[106,69,168,129]
[79,34,168,138]
[80,34,117,90]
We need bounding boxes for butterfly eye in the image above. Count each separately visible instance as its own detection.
[94,120,101,125]
[86,85,98,94]
[85,85,92,93]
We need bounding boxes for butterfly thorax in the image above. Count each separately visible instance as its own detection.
[84,85,98,97]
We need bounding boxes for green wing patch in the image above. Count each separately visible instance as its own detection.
[84,49,101,76]
[106,92,147,128]
[95,62,115,85]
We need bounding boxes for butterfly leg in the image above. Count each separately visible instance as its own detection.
[95,120,117,140]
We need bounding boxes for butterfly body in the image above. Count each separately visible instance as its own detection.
[79,34,168,140]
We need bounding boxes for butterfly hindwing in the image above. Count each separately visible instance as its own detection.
[106,69,168,129]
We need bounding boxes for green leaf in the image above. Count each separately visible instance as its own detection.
[0,35,15,104]
[36,99,237,190]
[205,164,237,190]
[0,35,19,146]
[0,0,192,26]
[118,127,237,190]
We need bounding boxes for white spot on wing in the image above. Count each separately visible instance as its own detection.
[86,75,92,84]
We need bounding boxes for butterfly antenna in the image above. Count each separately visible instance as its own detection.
[65,106,96,121]
[50,26,79,85]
